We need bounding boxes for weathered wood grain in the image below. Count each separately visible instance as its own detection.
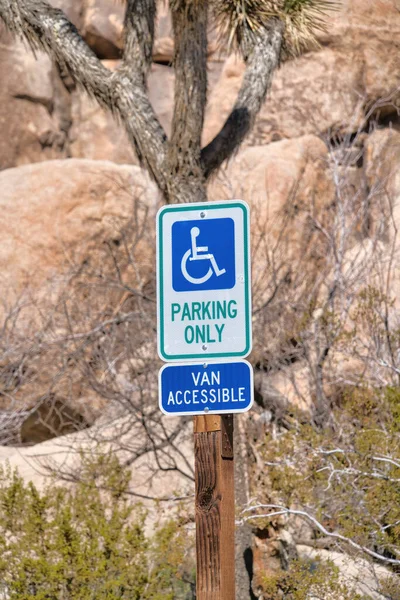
[194,415,235,600]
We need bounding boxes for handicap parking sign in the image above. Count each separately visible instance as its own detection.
[159,360,254,416]
[172,218,235,292]
[157,200,252,362]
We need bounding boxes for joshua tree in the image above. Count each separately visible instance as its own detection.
[0,0,335,204]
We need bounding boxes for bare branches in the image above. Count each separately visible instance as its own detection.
[239,504,400,566]
[201,21,283,180]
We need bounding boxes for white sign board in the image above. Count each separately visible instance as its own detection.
[157,200,251,362]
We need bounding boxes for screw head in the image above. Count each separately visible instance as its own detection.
[203,363,208,369]
[202,344,208,351]
[204,407,209,413]
[200,211,206,218]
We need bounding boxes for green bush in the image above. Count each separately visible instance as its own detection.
[0,453,194,599]
[261,558,363,600]
[254,385,400,597]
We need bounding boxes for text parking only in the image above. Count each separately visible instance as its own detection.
[157,200,252,361]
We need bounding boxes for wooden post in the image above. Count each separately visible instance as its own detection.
[194,414,235,600]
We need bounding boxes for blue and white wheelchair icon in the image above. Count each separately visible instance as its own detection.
[172,218,236,292]
[181,226,226,284]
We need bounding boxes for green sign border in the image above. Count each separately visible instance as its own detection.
[157,201,252,361]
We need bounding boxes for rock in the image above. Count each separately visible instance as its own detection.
[364,129,400,263]
[252,525,298,595]
[0,27,69,170]
[148,63,175,135]
[319,0,400,47]
[204,0,400,147]
[153,2,173,63]
[69,90,132,163]
[209,135,332,284]
[204,49,365,147]
[261,367,312,414]
[209,135,335,371]
[0,414,194,521]
[365,128,400,224]
[0,159,159,446]
[317,0,400,112]
[363,128,400,305]
[254,371,288,418]
[297,545,393,600]
[49,0,84,27]
[152,2,222,64]
[0,159,157,299]
[209,134,331,226]
[69,65,137,164]
[19,398,90,445]
[70,61,174,159]
[83,0,124,59]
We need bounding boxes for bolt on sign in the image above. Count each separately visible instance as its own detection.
[156,200,252,362]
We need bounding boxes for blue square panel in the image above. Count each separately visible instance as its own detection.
[172,218,235,292]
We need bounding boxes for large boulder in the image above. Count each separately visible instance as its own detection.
[209,135,334,366]
[147,63,175,135]
[82,0,125,58]
[0,28,69,170]
[204,49,364,147]
[0,414,194,519]
[69,90,136,163]
[364,128,400,305]
[0,159,159,441]
[0,159,157,298]
[81,0,173,62]
[297,546,393,600]
[209,134,332,258]
[365,128,400,225]
[319,0,400,49]
[152,1,221,65]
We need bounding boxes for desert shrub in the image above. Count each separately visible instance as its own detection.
[250,385,400,596]
[261,558,363,600]
[0,453,194,600]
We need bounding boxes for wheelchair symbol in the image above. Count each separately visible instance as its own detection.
[181,227,226,285]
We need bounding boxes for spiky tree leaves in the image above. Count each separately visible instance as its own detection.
[0,0,336,203]
[211,0,338,57]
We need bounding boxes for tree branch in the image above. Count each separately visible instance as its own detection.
[201,21,283,180]
[123,0,156,77]
[0,0,113,106]
[114,69,168,192]
[0,0,169,195]
[167,0,208,203]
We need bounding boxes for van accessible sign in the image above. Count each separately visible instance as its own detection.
[157,201,251,361]
[159,361,254,416]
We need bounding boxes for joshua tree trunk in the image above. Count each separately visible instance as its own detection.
[0,0,285,204]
